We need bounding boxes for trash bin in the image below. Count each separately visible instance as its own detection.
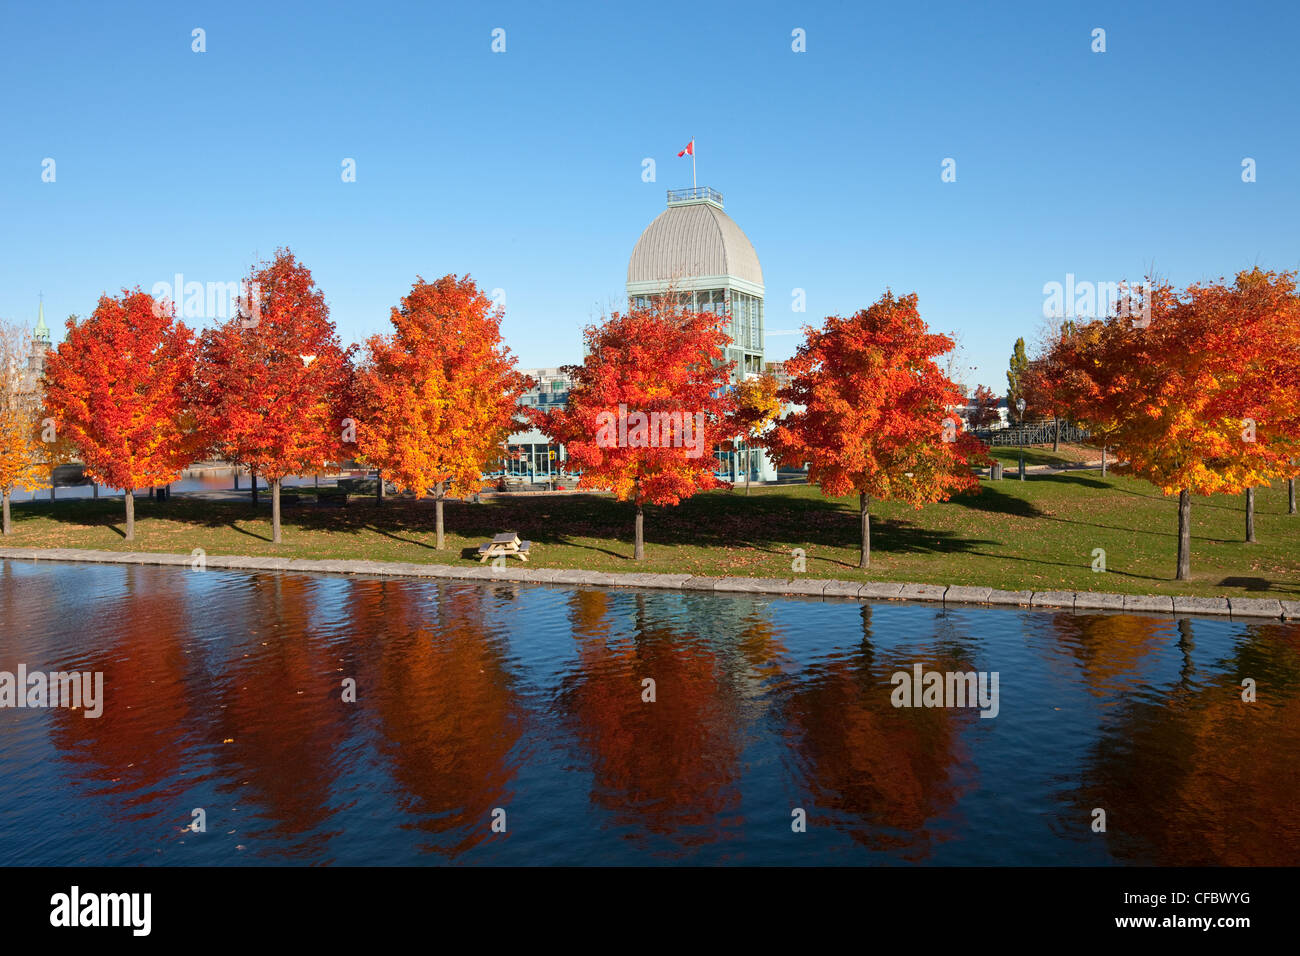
[990,462,1004,480]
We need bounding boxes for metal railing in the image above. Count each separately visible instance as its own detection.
[973,420,1091,446]
[667,186,723,205]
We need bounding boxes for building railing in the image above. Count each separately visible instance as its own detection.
[667,186,723,205]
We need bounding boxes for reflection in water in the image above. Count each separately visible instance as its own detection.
[1063,617,1300,865]
[559,590,746,854]
[367,583,524,857]
[210,574,353,858]
[48,566,198,813]
[2,560,1299,865]
[779,605,971,861]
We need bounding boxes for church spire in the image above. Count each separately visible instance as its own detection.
[35,294,50,343]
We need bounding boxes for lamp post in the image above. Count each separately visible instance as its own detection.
[1016,398,1027,480]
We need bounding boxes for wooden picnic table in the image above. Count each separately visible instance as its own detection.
[477,531,532,563]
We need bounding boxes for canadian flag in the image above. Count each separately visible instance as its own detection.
[677,140,694,157]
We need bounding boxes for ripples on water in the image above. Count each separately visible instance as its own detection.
[1,561,1297,866]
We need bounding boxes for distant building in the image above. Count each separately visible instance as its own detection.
[501,367,573,478]
[764,360,791,391]
[19,300,52,395]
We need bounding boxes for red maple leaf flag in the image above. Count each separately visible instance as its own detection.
[677,140,694,157]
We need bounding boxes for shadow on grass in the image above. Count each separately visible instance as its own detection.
[1041,474,1112,491]
[1219,576,1274,592]
[947,484,1045,518]
[967,548,1170,583]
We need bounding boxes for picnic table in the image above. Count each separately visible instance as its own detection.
[477,531,532,563]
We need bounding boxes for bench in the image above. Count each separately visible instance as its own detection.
[477,533,532,563]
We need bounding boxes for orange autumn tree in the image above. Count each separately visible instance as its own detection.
[534,296,735,560]
[1048,272,1296,580]
[766,291,987,569]
[355,275,527,549]
[195,249,353,544]
[731,371,781,495]
[0,319,48,533]
[1201,269,1300,543]
[42,290,200,540]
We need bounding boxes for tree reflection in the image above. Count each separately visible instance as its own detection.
[48,566,198,812]
[559,589,747,855]
[779,604,972,860]
[368,582,524,858]
[213,574,352,856]
[1065,617,1300,865]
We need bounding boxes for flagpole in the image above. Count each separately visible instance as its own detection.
[692,139,697,189]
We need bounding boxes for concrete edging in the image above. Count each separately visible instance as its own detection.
[0,546,1295,622]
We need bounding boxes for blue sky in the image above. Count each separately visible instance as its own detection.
[2,0,1297,391]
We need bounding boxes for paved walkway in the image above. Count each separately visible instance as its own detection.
[0,546,1292,622]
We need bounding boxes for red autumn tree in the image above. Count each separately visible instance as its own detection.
[968,384,1001,429]
[355,275,528,549]
[195,249,353,544]
[533,295,735,560]
[1047,272,1296,580]
[1023,319,1080,451]
[765,291,987,569]
[42,290,200,540]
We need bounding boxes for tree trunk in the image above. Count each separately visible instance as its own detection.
[1245,487,1256,542]
[272,478,282,544]
[1289,478,1296,515]
[376,468,384,506]
[435,482,445,550]
[2,490,10,535]
[234,471,239,491]
[1101,446,1107,477]
[859,492,871,569]
[745,448,750,495]
[1052,417,1060,452]
[93,483,99,499]
[125,489,135,541]
[250,470,258,506]
[50,484,55,501]
[1175,489,1191,581]
[634,503,645,561]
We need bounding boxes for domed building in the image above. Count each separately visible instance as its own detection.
[627,187,765,379]
[499,186,777,486]
[627,186,774,482]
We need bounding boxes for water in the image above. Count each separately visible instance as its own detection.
[1,560,1297,866]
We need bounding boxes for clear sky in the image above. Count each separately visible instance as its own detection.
[2,0,1297,392]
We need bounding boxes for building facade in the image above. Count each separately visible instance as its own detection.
[501,367,573,479]
[627,186,765,380]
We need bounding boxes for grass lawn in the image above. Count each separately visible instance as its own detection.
[987,442,1100,468]
[3,458,1297,599]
